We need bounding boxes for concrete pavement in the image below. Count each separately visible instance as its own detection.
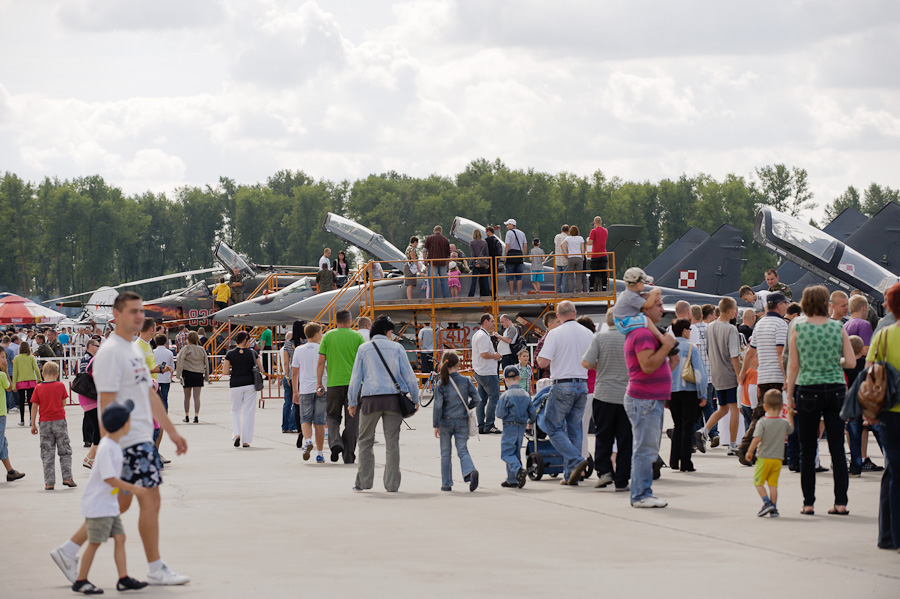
[2,382,897,598]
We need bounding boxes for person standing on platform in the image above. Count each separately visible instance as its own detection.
[503,219,527,296]
[485,227,503,298]
[587,216,609,292]
[423,225,451,299]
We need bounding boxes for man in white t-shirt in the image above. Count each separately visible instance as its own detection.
[496,314,519,369]
[50,291,189,587]
[536,301,595,485]
[471,314,502,434]
[739,286,769,320]
[553,225,570,294]
[152,333,175,456]
[319,248,332,270]
[357,317,372,343]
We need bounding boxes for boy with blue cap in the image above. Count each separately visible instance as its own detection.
[497,365,537,488]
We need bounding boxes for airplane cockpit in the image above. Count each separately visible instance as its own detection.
[215,241,256,277]
[755,206,898,300]
[322,213,407,271]
[178,281,213,301]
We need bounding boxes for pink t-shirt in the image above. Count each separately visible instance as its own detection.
[624,328,672,400]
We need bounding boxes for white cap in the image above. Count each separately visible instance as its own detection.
[623,267,653,285]
[448,261,457,270]
[504,219,517,226]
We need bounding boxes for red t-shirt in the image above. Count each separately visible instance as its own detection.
[588,226,608,258]
[30,381,68,422]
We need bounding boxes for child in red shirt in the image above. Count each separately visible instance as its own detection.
[30,361,74,490]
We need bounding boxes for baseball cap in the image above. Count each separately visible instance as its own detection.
[767,292,788,305]
[102,400,134,433]
[623,267,653,285]
[448,261,457,271]
[503,365,520,378]
[504,218,517,226]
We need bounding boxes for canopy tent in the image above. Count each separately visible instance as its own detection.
[0,294,66,325]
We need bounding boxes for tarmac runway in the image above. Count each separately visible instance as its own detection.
[2,382,897,598]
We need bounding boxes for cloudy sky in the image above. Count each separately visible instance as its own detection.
[1,0,898,216]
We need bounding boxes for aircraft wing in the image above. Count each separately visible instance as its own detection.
[322,213,407,271]
[754,207,898,300]
[42,267,223,304]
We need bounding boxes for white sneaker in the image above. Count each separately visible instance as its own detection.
[632,496,668,508]
[50,546,79,583]
[146,564,190,585]
[594,472,614,488]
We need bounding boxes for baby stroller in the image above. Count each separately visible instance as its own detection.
[525,385,594,481]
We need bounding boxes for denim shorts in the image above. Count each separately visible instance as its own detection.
[121,441,163,488]
[300,393,327,425]
[505,262,525,281]
[715,387,738,405]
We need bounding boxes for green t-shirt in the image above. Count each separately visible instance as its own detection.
[795,319,845,386]
[318,328,364,386]
[0,371,8,417]
[866,326,900,413]
[753,416,793,460]
[260,329,273,349]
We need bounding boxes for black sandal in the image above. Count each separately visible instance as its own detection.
[801,506,815,515]
[827,506,849,515]
[234,436,240,447]
[183,416,189,423]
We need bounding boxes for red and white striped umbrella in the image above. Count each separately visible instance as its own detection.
[0,294,67,325]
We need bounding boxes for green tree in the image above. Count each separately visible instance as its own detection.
[824,185,862,222]
[861,183,900,216]
[753,164,815,217]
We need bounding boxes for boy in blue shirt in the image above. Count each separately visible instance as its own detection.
[497,365,537,488]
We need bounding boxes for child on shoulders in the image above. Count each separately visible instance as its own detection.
[614,267,665,344]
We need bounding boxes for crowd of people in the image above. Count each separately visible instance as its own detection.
[3,254,900,593]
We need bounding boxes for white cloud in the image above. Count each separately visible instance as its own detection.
[600,72,700,125]
[55,0,225,31]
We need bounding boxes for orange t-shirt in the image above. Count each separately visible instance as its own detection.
[740,369,758,408]
[30,381,68,422]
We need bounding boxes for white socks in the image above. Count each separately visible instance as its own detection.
[149,559,163,574]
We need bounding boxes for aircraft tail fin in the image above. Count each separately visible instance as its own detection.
[653,224,744,295]
[85,286,117,311]
[606,225,643,269]
[645,227,709,279]
[843,201,900,274]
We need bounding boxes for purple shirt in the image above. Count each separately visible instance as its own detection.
[624,328,672,401]
[844,317,873,346]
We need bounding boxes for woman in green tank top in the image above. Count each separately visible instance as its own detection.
[786,286,856,515]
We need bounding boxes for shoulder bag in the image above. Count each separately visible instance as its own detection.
[251,350,264,391]
[372,341,417,418]
[71,356,97,400]
[448,376,479,438]
[681,343,696,383]
[506,230,525,265]
[859,328,890,420]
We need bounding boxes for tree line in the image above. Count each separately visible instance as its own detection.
[1,160,897,301]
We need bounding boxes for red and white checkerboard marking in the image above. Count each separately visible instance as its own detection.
[678,270,697,289]
[838,263,855,276]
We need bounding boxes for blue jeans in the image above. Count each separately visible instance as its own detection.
[878,412,900,549]
[428,265,450,299]
[501,423,525,483]
[741,404,753,430]
[157,383,170,412]
[697,383,718,436]
[624,395,665,503]
[544,381,588,479]
[555,266,569,293]
[5,390,14,412]
[282,380,298,432]
[439,418,475,488]
[0,415,7,461]
[473,373,499,430]
[847,417,885,473]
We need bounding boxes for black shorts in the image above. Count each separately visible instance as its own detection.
[122,442,163,489]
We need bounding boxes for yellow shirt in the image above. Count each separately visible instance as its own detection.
[213,283,231,303]
[866,326,900,413]
[135,337,158,381]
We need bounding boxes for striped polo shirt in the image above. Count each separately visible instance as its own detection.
[750,312,788,385]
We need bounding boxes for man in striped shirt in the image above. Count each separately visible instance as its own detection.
[737,292,789,462]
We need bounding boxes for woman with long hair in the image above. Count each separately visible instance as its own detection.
[432,351,481,491]
[565,225,586,293]
[333,250,350,286]
[11,342,41,426]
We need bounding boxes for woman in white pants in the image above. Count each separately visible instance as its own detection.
[222,331,263,448]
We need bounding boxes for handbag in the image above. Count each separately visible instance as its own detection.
[859,328,890,420]
[372,341,417,418]
[506,230,525,265]
[71,357,97,400]
[449,376,479,438]
[681,343,696,383]
[252,350,264,391]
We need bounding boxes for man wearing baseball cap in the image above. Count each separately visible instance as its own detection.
[503,219,528,295]
[737,291,789,463]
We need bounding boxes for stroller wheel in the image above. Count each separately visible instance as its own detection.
[527,453,545,481]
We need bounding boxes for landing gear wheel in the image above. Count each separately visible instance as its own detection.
[527,453,545,481]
